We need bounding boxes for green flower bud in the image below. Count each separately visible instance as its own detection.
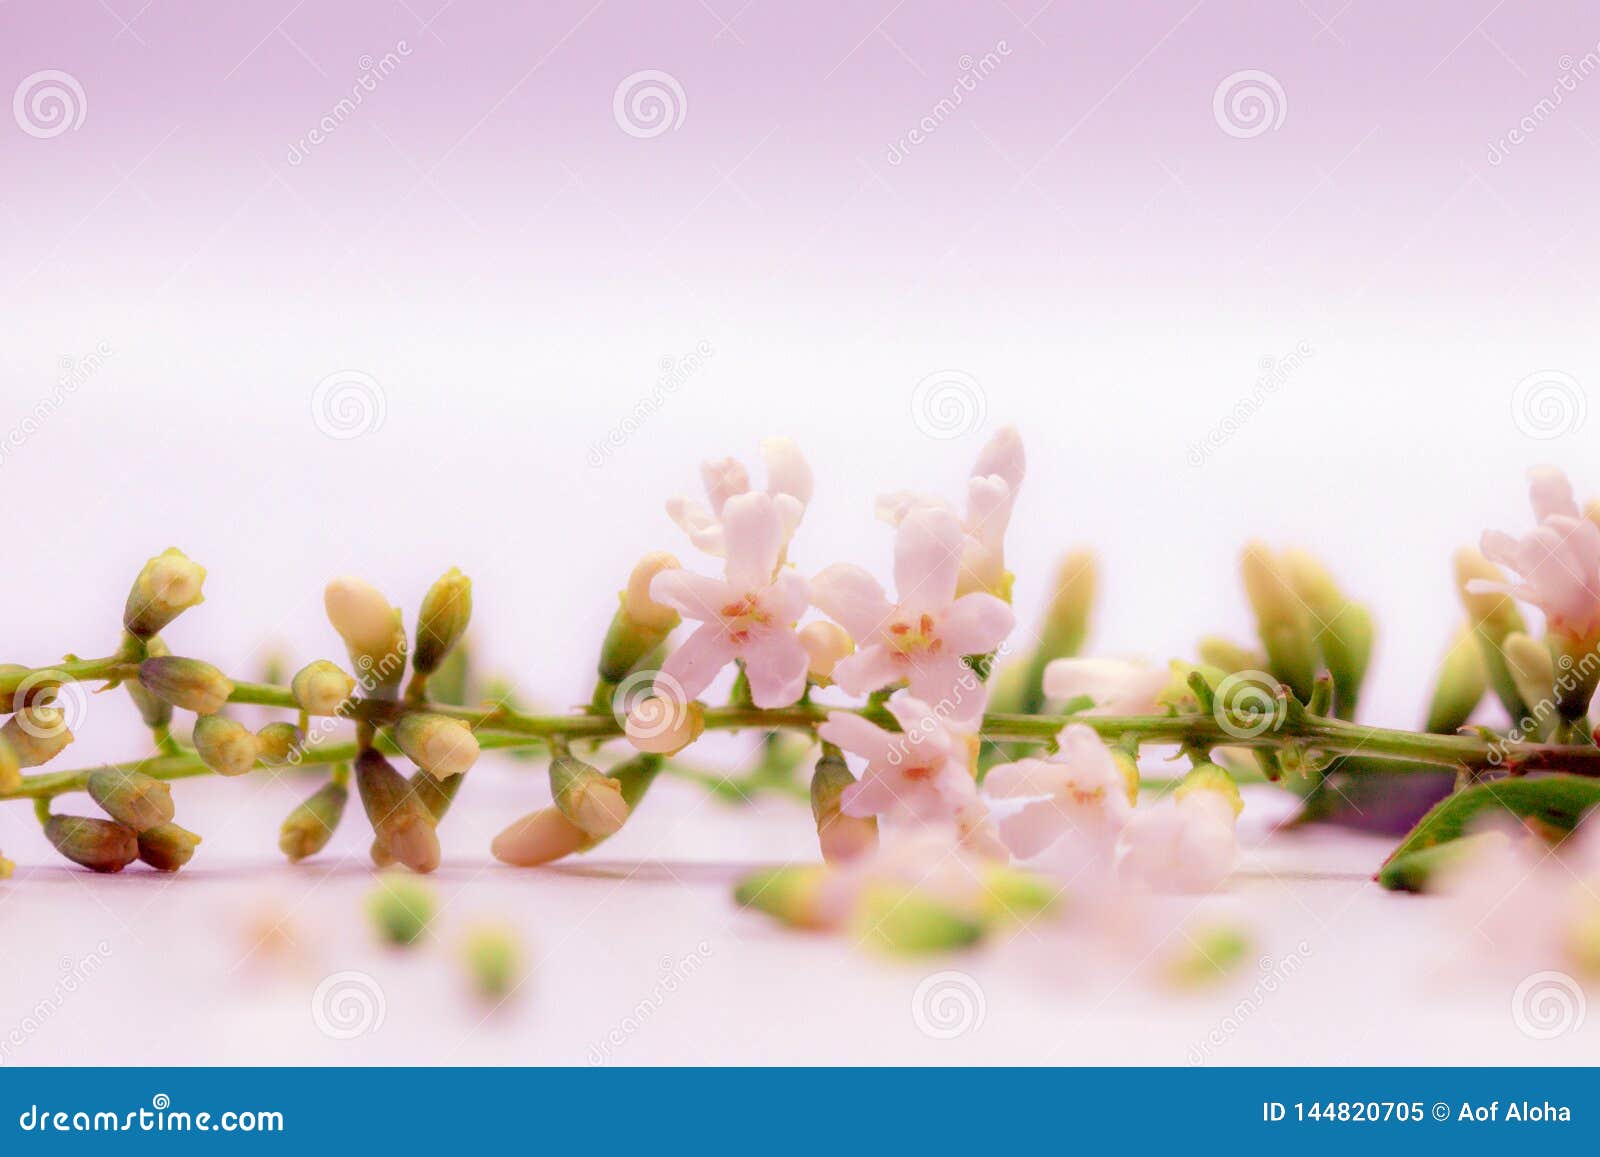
[461,924,522,1000]
[408,767,463,822]
[86,769,175,832]
[733,865,829,929]
[549,749,630,838]
[980,865,1060,923]
[1504,632,1557,719]
[1,706,74,767]
[193,714,259,777]
[137,822,202,871]
[1176,761,1244,817]
[366,873,437,946]
[810,746,877,864]
[0,734,20,792]
[1282,550,1374,717]
[393,713,479,780]
[1196,636,1267,675]
[139,657,233,715]
[1163,923,1251,988]
[45,815,139,873]
[123,547,207,640]
[279,781,348,863]
[125,636,173,729]
[850,884,985,955]
[355,749,440,874]
[1425,626,1489,734]
[1037,549,1096,665]
[1241,543,1317,702]
[290,660,355,716]
[413,568,472,676]
[324,577,407,699]
[254,722,303,765]
[598,554,682,683]
[1550,632,1600,725]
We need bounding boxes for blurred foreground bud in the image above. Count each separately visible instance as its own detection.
[86,769,174,831]
[355,749,440,873]
[1036,549,1096,666]
[1176,761,1243,817]
[810,746,877,864]
[123,548,206,640]
[393,713,479,780]
[980,865,1060,923]
[598,553,682,684]
[0,854,12,879]
[1425,626,1489,734]
[1163,923,1251,988]
[125,636,173,729]
[413,568,472,676]
[367,874,437,946]
[549,748,629,838]
[291,660,355,715]
[1,707,74,767]
[193,714,258,777]
[139,657,233,715]
[734,865,829,929]
[850,884,985,956]
[461,924,523,1000]
[324,577,407,698]
[799,621,854,685]
[45,815,139,873]
[138,823,202,871]
[0,735,18,792]
[1241,544,1317,702]
[624,694,704,755]
[255,722,303,766]
[279,780,348,863]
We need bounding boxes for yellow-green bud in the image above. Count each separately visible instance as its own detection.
[1240,543,1317,701]
[125,636,174,729]
[1454,548,1526,638]
[1163,923,1251,988]
[1281,548,1374,715]
[0,735,18,792]
[549,750,630,838]
[810,747,877,863]
[1111,746,1140,806]
[370,836,396,868]
[407,766,463,821]
[1196,636,1266,675]
[1,707,74,767]
[598,554,682,683]
[123,547,207,640]
[279,781,348,863]
[86,769,175,832]
[733,865,830,929]
[1176,761,1243,817]
[193,714,259,776]
[137,822,202,871]
[393,713,479,780]
[354,749,440,874]
[45,815,139,873]
[254,722,303,766]
[139,657,233,715]
[324,577,408,698]
[1425,626,1488,734]
[413,567,472,676]
[366,873,437,946]
[850,884,985,955]
[980,865,1061,923]
[291,660,355,715]
[1038,549,1096,662]
[460,924,522,999]
[490,808,596,866]
[0,854,12,879]
[1504,632,1557,716]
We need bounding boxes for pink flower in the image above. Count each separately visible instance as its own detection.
[1476,467,1600,640]
[876,426,1026,598]
[818,693,980,826]
[666,438,812,561]
[816,826,992,927]
[812,506,1014,724]
[1117,790,1238,894]
[982,724,1134,864]
[649,492,810,708]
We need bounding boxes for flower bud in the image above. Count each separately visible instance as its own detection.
[491,808,596,866]
[1550,632,1600,725]
[354,748,440,874]
[1175,761,1243,817]
[291,660,355,716]
[1196,636,1266,675]
[1240,543,1317,702]
[549,750,630,838]
[367,874,437,946]
[461,924,522,1000]
[137,822,202,871]
[0,854,12,879]
[393,713,479,780]
[734,865,830,929]
[1503,632,1557,718]
[810,747,877,863]
[1037,549,1096,663]
[1281,549,1374,716]
[324,577,407,698]
[799,621,854,685]
[45,815,139,873]
[598,554,682,683]
[254,722,303,765]
[193,714,258,776]
[279,781,348,862]
[370,836,396,869]
[1,706,74,767]
[413,568,472,676]
[980,865,1060,922]
[1425,626,1488,734]
[86,769,175,832]
[850,884,985,955]
[125,636,174,729]
[408,766,463,821]
[123,547,207,640]
[1455,548,1534,721]
[623,695,703,756]
[0,735,18,792]
[139,657,233,715]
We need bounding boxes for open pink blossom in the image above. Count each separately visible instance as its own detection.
[876,426,1026,598]
[812,506,1014,724]
[818,693,980,826]
[665,438,813,562]
[983,724,1134,868]
[1475,467,1600,640]
[649,492,810,708]
[1117,790,1238,894]
[1043,658,1172,714]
